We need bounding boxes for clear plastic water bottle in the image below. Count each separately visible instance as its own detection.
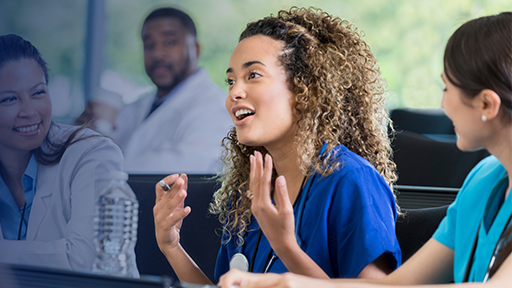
[93,171,138,277]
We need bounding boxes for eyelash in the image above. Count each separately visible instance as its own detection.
[248,70,260,79]
[225,78,234,86]
[225,70,262,86]
[0,90,46,102]
[0,96,16,104]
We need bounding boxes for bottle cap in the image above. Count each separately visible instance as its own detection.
[109,171,129,181]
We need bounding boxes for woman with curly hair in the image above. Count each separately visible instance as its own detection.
[218,11,512,288]
[154,7,401,284]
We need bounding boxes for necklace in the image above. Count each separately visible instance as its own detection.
[17,202,27,240]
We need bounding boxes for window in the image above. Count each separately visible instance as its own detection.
[1,0,509,122]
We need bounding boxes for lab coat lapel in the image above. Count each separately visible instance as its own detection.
[109,92,153,152]
[135,92,154,126]
[26,164,54,240]
[125,70,206,155]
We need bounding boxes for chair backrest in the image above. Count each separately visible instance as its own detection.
[395,185,459,209]
[392,130,489,187]
[396,205,448,263]
[128,176,222,282]
[390,108,454,135]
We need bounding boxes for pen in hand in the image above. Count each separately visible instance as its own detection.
[159,180,171,192]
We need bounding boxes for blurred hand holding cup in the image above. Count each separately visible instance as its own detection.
[90,88,124,134]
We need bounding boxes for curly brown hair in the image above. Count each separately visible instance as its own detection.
[210,7,397,245]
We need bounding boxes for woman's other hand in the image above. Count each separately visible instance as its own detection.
[250,151,297,253]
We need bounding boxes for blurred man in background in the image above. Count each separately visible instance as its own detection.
[77,7,231,174]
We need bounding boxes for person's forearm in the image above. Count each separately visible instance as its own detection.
[162,243,213,285]
[273,242,330,279]
[329,279,491,288]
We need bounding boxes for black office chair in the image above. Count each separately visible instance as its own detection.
[396,205,449,263]
[392,130,489,187]
[128,176,222,282]
[395,185,459,209]
[390,108,454,135]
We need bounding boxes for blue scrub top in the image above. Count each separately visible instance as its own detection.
[215,145,401,280]
[0,153,38,240]
[433,156,511,282]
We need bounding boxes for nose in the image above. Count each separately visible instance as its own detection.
[18,99,38,118]
[227,82,246,103]
[145,47,162,66]
[151,43,168,61]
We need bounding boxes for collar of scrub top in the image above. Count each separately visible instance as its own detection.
[294,141,328,249]
[463,173,510,282]
[233,142,329,272]
[483,173,511,282]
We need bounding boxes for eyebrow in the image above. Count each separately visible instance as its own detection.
[161,30,178,36]
[226,60,266,74]
[0,82,46,95]
[33,82,46,89]
[142,29,178,41]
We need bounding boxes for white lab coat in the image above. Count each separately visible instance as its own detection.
[0,124,139,277]
[111,69,232,174]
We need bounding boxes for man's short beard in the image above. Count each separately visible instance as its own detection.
[155,73,185,92]
[151,65,189,94]
[150,53,192,94]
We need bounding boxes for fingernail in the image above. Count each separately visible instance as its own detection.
[250,155,254,164]
[276,175,285,187]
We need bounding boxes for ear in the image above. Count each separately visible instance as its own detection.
[195,41,200,59]
[186,34,200,62]
[478,89,501,121]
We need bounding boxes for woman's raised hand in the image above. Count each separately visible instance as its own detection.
[154,174,191,253]
[250,151,297,253]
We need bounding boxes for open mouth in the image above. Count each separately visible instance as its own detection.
[235,108,255,120]
[13,123,40,133]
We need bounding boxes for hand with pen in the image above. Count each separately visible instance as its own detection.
[154,174,191,255]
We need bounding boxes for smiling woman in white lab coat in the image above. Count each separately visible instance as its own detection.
[0,34,137,276]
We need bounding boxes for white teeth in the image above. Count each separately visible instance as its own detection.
[15,124,39,133]
[235,109,254,118]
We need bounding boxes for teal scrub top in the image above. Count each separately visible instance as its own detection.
[433,156,511,282]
